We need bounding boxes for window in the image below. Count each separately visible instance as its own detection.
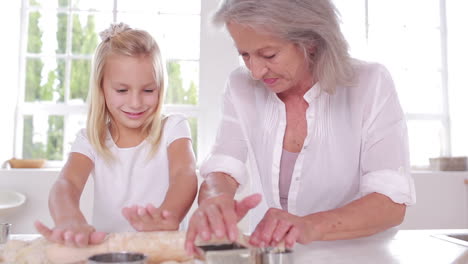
[334,0,468,168]
[15,0,202,164]
[9,0,467,169]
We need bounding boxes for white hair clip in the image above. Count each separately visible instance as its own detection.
[99,22,131,41]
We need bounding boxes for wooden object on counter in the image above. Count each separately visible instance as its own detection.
[8,158,46,169]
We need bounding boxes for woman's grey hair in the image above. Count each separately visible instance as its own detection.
[213,0,355,94]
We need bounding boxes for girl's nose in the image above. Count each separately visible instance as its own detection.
[129,92,142,108]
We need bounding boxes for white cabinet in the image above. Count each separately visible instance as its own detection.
[399,171,468,229]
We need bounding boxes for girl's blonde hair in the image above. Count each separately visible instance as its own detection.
[87,23,167,162]
[213,0,355,94]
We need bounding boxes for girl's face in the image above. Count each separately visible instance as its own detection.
[227,22,314,95]
[102,54,159,133]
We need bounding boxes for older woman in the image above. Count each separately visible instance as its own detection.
[185,0,415,253]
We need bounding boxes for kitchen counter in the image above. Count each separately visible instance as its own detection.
[293,228,468,264]
[5,229,468,264]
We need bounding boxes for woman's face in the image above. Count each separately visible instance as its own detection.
[227,22,313,94]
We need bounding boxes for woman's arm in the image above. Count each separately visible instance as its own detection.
[35,152,105,247]
[301,192,405,242]
[249,192,405,248]
[184,172,261,255]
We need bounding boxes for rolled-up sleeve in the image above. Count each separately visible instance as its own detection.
[360,65,416,205]
[200,80,249,187]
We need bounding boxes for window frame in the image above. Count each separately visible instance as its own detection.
[13,0,239,166]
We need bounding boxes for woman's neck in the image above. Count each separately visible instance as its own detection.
[277,74,315,102]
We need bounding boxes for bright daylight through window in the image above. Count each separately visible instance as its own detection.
[11,0,468,169]
[16,0,200,164]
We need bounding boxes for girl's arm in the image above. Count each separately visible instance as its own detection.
[35,153,105,247]
[122,138,198,231]
[160,137,198,223]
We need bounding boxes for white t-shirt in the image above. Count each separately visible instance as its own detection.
[71,114,191,232]
[200,61,416,231]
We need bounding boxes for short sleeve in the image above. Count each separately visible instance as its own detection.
[360,64,416,205]
[163,114,192,146]
[70,129,96,162]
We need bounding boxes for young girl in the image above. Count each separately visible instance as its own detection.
[35,23,198,247]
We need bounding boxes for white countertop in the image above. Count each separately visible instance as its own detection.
[6,229,468,264]
[293,228,468,264]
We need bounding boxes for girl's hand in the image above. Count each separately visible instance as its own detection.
[34,220,106,247]
[122,204,179,231]
[249,208,317,249]
[184,193,262,255]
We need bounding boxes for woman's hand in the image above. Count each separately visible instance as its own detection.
[184,193,262,255]
[249,208,320,249]
[34,220,106,247]
[122,204,179,231]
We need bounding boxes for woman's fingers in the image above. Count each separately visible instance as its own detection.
[205,204,227,239]
[272,220,293,245]
[220,205,239,241]
[284,226,300,248]
[235,193,262,220]
[185,210,210,255]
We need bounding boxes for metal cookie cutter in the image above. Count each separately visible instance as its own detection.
[196,242,260,264]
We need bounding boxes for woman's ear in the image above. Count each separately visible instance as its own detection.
[307,44,317,58]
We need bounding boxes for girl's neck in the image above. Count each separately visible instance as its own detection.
[109,123,148,148]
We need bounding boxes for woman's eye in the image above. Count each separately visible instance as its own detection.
[116,89,127,93]
[264,54,276,59]
[144,89,155,93]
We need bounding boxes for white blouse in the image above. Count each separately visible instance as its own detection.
[200,61,416,231]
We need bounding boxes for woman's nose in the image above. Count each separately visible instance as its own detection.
[248,57,267,80]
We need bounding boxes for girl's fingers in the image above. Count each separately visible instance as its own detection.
[63,230,76,247]
[89,231,107,245]
[147,204,162,221]
[137,206,153,223]
[74,232,88,248]
[50,228,65,244]
[34,221,52,239]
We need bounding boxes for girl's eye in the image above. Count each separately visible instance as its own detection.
[144,89,155,93]
[116,89,127,93]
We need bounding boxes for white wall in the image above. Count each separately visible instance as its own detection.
[2,169,467,234]
[0,169,93,234]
